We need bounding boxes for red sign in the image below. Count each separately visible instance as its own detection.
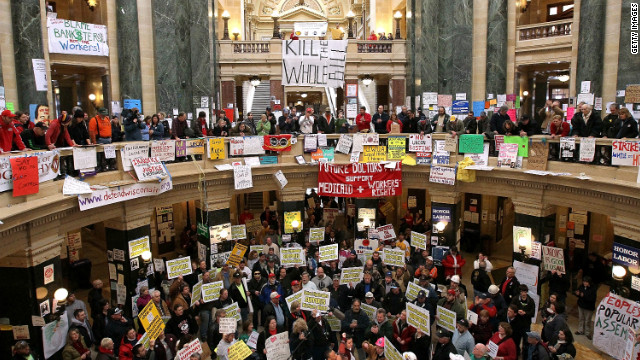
[263,135,292,151]
[317,163,402,198]
[10,156,39,197]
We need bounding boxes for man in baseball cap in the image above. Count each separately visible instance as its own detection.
[526,331,550,359]
[453,319,475,356]
[433,329,457,360]
[0,109,26,152]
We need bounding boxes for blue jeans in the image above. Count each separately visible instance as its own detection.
[97,138,112,144]
[199,309,211,340]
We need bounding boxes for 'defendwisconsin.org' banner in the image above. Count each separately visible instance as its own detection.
[317,163,402,198]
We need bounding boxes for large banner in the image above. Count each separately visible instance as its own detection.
[0,150,60,192]
[77,177,172,211]
[317,162,402,198]
[282,40,348,88]
[593,292,640,359]
[47,18,109,56]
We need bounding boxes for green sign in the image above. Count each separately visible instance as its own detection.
[458,134,485,154]
[503,136,529,157]
[197,222,209,237]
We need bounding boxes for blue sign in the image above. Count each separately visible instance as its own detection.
[123,99,142,110]
[432,206,451,222]
[452,100,469,114]
[259,156,278,164]
[472,101,485,117]
[612,242,639,268]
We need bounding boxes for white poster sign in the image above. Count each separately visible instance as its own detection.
[593,292,640,359]
[47,18,109,56]
[132,157,169,181]
[166,257,193,279]
[429,165,456,185]
[282,40,348,88]
[121,143,150,171]
[32,59,48,91]
[72,147,97,170]
[233,165,253,190]
[77,177,172,211]
[151,140,176,162]
[409,134,432,152]
[293,22,328,37]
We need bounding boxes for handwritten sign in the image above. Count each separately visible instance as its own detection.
[177,339,202,360]
[362,145,387,163]
[319,244,338,262]
[387,136,406,160]
[121,143,149,171]
[166,257,192,279]
[612,140,640,166]
[579,137,596,162]
[132,157,168,181]
[504,136,528,157]
[151,140,176,162]
[593,292,640,359]
[185,139,205,155]
[265,332,290,360]
[233,165,253,190]
[208,138,226,160]
[429,165,456,185]
[497,143,518,167]
[72,147,97,169]
[10,157,39,196]
[458,134,484,154]
[377,224,396,241]
[444,136,457,153]
[542,245,566,274]
[228,340,252,360]
[336,134,352,154]
[527,142,549,171]
[282,40,347,88]
[409,134,432,152]
[219,317,237,334]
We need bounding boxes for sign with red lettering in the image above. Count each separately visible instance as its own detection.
[10,156,39,197]
[542,245,565,274]
[131,157,169,181]
[317,163,402,198]
[611,140,640,166]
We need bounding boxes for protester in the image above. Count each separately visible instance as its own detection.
[62,328,91,360]
[124,108,145,141]
[20,122,47,150]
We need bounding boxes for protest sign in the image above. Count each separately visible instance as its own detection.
[340,267,364,285]
[282,40,348,88]
[210,223,232,244]
[191,281,202,306]
[363,133,379,145]
[409,134,432,152]
[286,291,304,310]
[384,337,403,360]
[151,140,175,162]
[175,140,186,157]
[362,145,387,163]
[407,302,431,335]
[504,136,529,157]
[512,226,532,254]
[177,339,202,360]
[274,170,288,189]
[263,134,292,152]
[463,143,490,166]
[229,137,244,156]
[227,243,248,267]
[593,292,640,359]
[318,162,402,198]
[47,18,109,56]
[265,332,290,360]
[10,156,38,196]
[219,317,237,334]
[128,236,150,258]
[166,257,192,279]
[42,313,69,359]
[210,251,231,266]
[319,244,338,262]
[380,202,394,216]
[527,142,549,171]
[622,326,637,360]
[437,95,452,107]
[411,232,427,250]
[62,175,92,195]
[357,208,376,231]
[301,289,331,312]
[612,242,639,269]
[185,139,205,155]
[513,260,539,295]
[72,147,97,170]
[280,248,306,267]
[383,248,405,267]
[336,134,352,154]
[246,331,260,349]
[436,305,457,333]
[387,137,406,160]
[405,281,428,302]
[467,310,478,325]
[231,225,247,240]
[429,165,456,185]
[487,341,499,358]
[361,303,376,321]
[132,157,168,181]
[444,136,457,153]
[246,219,262,233]
[243,137,266,155]
[208,138,226,160]
[309,228,325,243]
[497,143,518,167]
[579,137,596,162]
[326,315,342,332]
[304,134,318,152]
[452,100,469,114]
[542,246,566,274]
[284,211,302,233]
[612,140,640,166]
[137,301,165,340]
[377,224,396,241]
[121,143,149,171]
[222,302,241,321]
[227,340,252,360]
[202,281,224,302]
[293,22,328,37]
[560,137,576,160]
[458,134,484,154]
[233,165,253,190]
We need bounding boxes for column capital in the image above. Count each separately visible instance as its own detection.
[429,188,462,205]
[104,200,154,230]
[0,234,64,268]
[611,217,640,243]
[511,200,555,218]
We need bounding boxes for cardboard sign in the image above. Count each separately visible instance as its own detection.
[444,136,457,153]
[527,142,549,171]
[137,301,165,340]
[319,244,338,262]
[202,281,224,302]
[406,302,431,335]
[436,305,457,333]
[185,139,205,155]
[280,248,305,267]
[383,248,405,267]
[411,232,427,250]
[128,236,151,258]
[542,246,566,274]
[380,202,395,216]
[10,156,39,196]
[166,257,193,279]
[340,267,364,285]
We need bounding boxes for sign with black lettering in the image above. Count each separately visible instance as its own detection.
[282,40,348,88]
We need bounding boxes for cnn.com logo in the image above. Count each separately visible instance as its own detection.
[632,3,638,54]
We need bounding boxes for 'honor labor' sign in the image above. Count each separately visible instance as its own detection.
[317,162,402,198]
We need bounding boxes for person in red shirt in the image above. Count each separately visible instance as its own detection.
[355,106,371,132]
[13,111,34,133]
[239,207,254,225]
[45,113,76,149]
[441,246,466,278]
[0,109,26,153]
[367,30,378,40]
[549,115,569,138]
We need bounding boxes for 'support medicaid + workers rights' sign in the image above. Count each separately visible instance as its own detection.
[47,18,109,56]
[317,162,402,198]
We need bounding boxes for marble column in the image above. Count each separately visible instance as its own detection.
[418,0,439,94]
[212,0,220,110]
[406,0,416,109]
[575,0,606,97]
[485,0,507,96]
[438,0,473,97]
[533,78,548,123]
[117,0,143,101]
[10,0,47,108]
[616,0,640,103]
[190,0,212,101]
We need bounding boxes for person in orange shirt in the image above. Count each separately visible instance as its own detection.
[88,108,112,144]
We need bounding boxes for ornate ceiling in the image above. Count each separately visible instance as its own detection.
[255,0,350,19]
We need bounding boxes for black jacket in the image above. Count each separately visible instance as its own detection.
[570,112,602,137]
[517,120,540,136]
[355,281,383,302]
[490,113,511,134]
[104,317,132,353]
[511,295,536,326]
[602,113,619,138]
[471,269,492,294]
[315,115,336,134]
[69,121,91,145]
[372,112,390,134]
[228,282,250,309]
[279,116,299,134]
[165,313,198,338]
[432,341,458,360]
[340,309,370,346]
[382,291,406,316]
[262,301,291,332]
[20,129,46,150]
[403,116,420,133]
[576,284,597,310]
[498,276,520,305]
[615,117,639,138]
[111,121,124,142]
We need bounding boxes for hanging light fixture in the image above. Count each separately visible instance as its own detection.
[85,0,97,11]
[301,93,308,98]
[250,76,261,87]
[361,75,373,86]
[612,265,627,280]
[557,75,570,82]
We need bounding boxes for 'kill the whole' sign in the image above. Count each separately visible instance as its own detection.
[317,162,402,197]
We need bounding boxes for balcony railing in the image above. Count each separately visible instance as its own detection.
[518,20,572,40]
[356,40,393,53]
[233,41,271,53]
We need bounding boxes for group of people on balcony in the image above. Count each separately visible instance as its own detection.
[2,100,637,156]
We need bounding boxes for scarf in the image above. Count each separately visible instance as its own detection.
[71,340,88,355]
[98,346,114,355]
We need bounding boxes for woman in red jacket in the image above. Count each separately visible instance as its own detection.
[119,327,142,360]
[549,115,570,138]
[392,310,416,352]
[441,246,466,279]
[487,322,517,360]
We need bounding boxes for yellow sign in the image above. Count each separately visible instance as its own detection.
[380,202,395,216]
[245,219,262,233]
[208,138,226,160]
[387,137,406,160]
[362,145,387,163]
[186,139,205,155]
[128,236,150,258]
[284,211,302,234]
[228,340,253,360]
[166,257,193,279]
[137,302,165,340]
[226,243,248,267]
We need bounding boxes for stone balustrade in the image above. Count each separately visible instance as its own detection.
[517,19,573,41]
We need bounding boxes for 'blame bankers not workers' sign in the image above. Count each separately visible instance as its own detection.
[282,40,348,88]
